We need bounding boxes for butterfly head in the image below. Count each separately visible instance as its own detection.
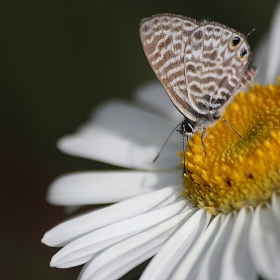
[179,119,195,136]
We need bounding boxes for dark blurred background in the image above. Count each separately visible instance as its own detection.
[1,0,278,279]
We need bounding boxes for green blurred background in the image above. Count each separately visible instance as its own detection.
[1,0,278,279]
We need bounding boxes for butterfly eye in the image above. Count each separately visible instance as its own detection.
[229,36,242,50]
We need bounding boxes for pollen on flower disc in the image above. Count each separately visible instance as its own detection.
[181,82,280,215]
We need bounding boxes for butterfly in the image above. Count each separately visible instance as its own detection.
[139,14,258,172]
[139,14,258,138]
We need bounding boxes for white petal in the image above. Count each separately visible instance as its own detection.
[91,100,175,137]
[271,193,280,223]
[58,101,182,170]
[171,214,222,280]
[79,207,198,280]
[50,200,189,268]
[253,3,280,85]
[81,243,161,280]
[42,186,183,246]
[133,80,183,121]
[47,170,182,205]
[140,208,209,280]
[252,34,268,85]
[220,208,256,280]
[266,2,280,83]
[195,212,235,280]
[248,204,280,280]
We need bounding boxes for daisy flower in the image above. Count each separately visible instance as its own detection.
[42,3,280,280]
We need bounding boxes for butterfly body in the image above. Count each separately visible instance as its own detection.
[139,14,258,137]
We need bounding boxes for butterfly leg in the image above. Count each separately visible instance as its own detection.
[201,127,207,157]
[183,134,187,177]
[219,116,242,138]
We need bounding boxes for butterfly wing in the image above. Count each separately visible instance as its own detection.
[139,14,199,122]
[184,23,257,116]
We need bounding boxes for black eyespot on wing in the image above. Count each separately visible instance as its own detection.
[229,35,242,50]
[240,48,248,58]
[232,36,241,47]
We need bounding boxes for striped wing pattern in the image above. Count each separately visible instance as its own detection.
[139,14,257,124]
[139,14,199,122]
[185,23,251,115]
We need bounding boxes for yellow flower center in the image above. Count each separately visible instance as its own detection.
[182,81,280,215]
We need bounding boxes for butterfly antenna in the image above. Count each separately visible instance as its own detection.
[153,123,181,163]
[246,28,255,38]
